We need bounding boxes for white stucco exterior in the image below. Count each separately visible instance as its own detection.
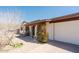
[29,26,32,36]
[46,22,54,40]
[28,19,79,45]
[34,25,37,38]
[55,20,79,45]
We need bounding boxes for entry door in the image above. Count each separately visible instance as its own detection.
[32,26,35,37]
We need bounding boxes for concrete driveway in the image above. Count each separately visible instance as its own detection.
[1,36,79,53]
[7,36,79,53]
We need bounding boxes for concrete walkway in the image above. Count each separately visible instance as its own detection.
[1,36,79,53]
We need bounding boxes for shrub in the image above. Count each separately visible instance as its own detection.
[11,42,23,48]
[37,23,48,43]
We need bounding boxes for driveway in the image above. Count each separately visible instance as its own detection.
[1,36,79,53]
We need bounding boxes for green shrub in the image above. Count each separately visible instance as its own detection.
[37,23,48,43]
[11,42,23,48]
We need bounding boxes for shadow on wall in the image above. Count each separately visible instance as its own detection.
[16,35,79,53]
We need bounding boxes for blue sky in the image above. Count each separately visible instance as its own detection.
[0,6,79,23]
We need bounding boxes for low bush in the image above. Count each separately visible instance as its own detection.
[37,23,48,43]
[11,42,23,48]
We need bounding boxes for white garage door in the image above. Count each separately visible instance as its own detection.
[55,20,79,45]
[47,23,54,40]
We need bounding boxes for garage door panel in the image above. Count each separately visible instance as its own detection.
[55,20,79,45]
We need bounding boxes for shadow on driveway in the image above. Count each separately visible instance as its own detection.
[16,35,79,53]
[48,40,79,53]
[16,35,39,44]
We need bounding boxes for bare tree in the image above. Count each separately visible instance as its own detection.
[0,8,23,48]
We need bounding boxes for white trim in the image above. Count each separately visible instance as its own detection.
[29,26,32,36]
[34,25,37,38]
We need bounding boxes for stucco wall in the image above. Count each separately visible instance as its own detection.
[34,25,37,38]
[47,22,54,40]
[55,20,79,45]
[29,26,32,36]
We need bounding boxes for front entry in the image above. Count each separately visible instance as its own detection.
[32,26,35,37]
[25,26,30,36]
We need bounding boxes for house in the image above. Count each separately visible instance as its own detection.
[18,21,30,36]
[24,13,79,45]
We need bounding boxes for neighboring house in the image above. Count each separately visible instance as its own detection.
[19,21,29,36]
[23,13,79,45]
